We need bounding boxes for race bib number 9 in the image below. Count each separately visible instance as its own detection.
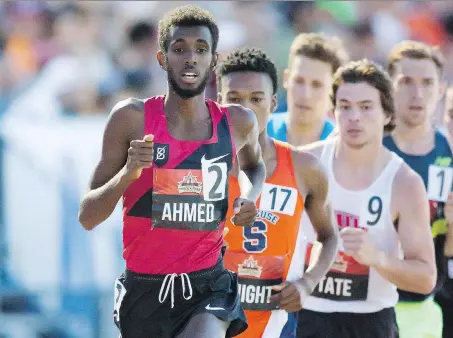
[224,251,285,311]
[427,165,453,202]
[359,195,386,228]
[305,243,370,301]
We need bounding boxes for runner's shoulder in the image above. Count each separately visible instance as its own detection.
[392,160,425,205]
[291,145,323,172]
[297,139,330,158]
[291,143,329,195]
[105,98,145,141]
[110,98,145,118]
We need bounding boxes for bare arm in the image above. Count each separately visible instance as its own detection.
[293,150,339,291]
[228,104,265,202]
[445,191,453,256]
[445,223,453,256]
[78,99,144,230]
[373,166,437,294]
[443,137,453,256]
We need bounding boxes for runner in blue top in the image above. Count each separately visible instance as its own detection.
[267,33,348,145]
[437,86,453,338]
[383,40,449,338]
[270,33,349,338]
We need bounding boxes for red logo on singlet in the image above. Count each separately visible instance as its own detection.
[335,211,366,231]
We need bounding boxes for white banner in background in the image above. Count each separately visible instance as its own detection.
[0,115,124,292]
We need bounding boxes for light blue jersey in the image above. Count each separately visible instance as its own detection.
[267,112,334,142]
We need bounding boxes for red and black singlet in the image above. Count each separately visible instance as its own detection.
[122,96,236,274]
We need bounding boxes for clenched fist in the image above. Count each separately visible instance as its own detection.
[340,228,380,266]
[123,134,154,181]
[270,279,311,312]
[232,197,258,227]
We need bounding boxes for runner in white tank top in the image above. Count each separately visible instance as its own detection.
[296,59,436,338]
[304,138,404,313]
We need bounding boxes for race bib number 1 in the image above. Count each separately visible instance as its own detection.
[427,165,453,202]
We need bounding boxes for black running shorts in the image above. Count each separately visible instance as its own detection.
[296,307,399,338]
[113,258,247,338]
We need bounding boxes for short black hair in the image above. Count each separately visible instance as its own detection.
[158,5,219,54]
[129,21,155,44]
[216,47,278,94]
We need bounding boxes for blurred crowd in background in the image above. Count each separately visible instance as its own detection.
[2,1,453,119]
[1,1,453,337]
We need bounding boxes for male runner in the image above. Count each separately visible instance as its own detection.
[78,6,266,338]
[268,33,349,336]
[383,40,449,338]
[267,33,349,145]
[297,59,436,338]
[217,48,338,338]
[443,87,453,141]
[437,86,453,338]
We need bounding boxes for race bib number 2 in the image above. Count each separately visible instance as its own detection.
[201,154,228,202]
[427,165,453,202]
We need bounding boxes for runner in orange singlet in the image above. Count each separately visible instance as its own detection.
[216,48,339,338]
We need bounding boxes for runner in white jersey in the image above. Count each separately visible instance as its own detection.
[296,59,437,338]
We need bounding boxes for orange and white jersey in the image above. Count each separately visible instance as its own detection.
[224,140,305,338]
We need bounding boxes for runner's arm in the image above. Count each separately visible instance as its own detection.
[372,166,436,294]
[228,104,265,202]
[443,137,453,256]
[293,150,339,292]
[445,221,453,256]
[78,99,143,230]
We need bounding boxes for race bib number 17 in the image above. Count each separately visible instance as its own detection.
[427,165,453,202]
[259,183,297,216]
